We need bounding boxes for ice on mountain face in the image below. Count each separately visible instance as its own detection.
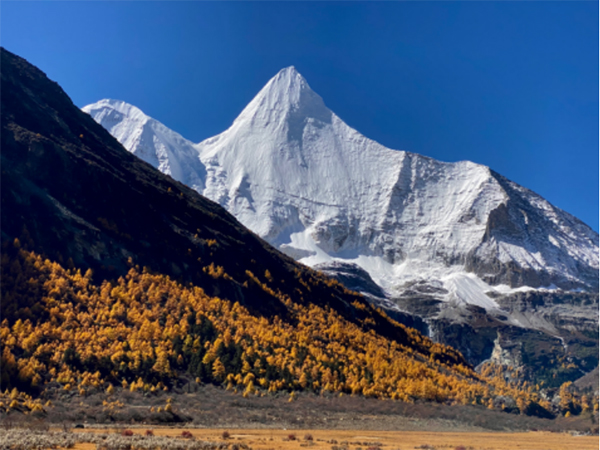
[82,68,599,317]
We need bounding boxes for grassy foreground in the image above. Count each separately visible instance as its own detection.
[123,427,598,450]
[3,426,593,450]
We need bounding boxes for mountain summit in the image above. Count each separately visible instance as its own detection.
[83,68,599,371]
[84,68,598,293]
[235,66,332,130]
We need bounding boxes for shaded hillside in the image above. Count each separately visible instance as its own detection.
[0,47,428,348]
[1,48,593,420]
[2,243,534,409]
[0,47,470,373]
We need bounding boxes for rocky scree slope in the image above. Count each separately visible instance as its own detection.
[83,67,599,379]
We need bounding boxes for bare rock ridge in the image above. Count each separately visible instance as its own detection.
[83,66,599,381]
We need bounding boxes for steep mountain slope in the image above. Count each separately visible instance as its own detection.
[83,67,599,376]
[2,47,425,341]
[84,99,207,193]
[4,47,566,420]
[84,67,598,296]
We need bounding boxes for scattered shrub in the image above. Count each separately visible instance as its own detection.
[121,429,134,436]
[230,445,251,450]
[304,433,314,441]
[181,430,194,439]
[287,434,297,441]
[145,429,154,436]
[222,430,231,439]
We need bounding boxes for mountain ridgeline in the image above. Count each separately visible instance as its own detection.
[84,67,598,295]
[83,65,598,382]
[1,48,444,352]
[0,48,596,420]
[0,47,527,412]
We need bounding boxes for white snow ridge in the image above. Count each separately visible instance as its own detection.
[82,67,599,316]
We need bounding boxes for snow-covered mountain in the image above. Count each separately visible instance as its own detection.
[83,67,599,373]
[84,99,207,193]
[83,67,598,299]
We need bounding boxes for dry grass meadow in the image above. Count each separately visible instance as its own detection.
[2,386,598,449]
[65,426,598,450]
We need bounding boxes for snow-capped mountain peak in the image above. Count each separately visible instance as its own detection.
[253,65,314,108]
[83,68,599,317]
[233,66,332,137]
[82,99,207,192]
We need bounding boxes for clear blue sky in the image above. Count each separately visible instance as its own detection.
[3,2,598,231]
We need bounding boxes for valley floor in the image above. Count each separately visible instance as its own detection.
[38,427,600,450]
[30,384,595,434]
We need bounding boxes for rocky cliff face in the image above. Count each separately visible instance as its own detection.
[83,66,599,382]
[386,284,598,384]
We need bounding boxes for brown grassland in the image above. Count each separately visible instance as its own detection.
[66,427,598,450]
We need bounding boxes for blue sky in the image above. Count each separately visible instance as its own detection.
[3,2,598,231]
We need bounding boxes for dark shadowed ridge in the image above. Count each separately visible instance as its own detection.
[0,47,466,365]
